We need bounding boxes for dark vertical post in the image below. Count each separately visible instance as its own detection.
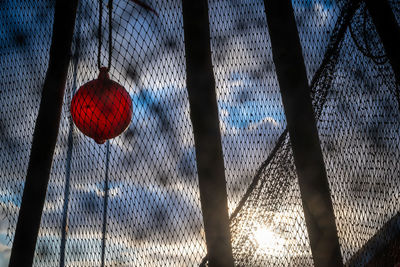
[365,0,400,84]
[9,0,79,266]
[263,1,343,266]
[181,1,234,266]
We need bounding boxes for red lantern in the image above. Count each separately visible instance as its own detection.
[71,67,133,144]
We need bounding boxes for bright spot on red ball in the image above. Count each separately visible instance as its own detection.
[71,67,133,144]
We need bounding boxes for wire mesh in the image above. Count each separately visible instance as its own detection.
[323,2,400,263]
[2,0,205,266]
[0,0,399,266]
[0,0,54,265]
[208,0,286,214]
[221,0,400,266]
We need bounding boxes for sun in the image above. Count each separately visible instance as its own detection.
[253,225,286,255]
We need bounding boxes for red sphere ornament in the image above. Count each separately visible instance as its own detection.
[71,67,133,144]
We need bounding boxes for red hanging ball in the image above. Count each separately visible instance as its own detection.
[71,67,133,144]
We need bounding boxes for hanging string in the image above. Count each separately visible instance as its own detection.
[97,0,113,70]
[101,141,110,267]
[97,0,103,69]
[107,0,113,70]
[98,2,113,265]
[348,4,387,65]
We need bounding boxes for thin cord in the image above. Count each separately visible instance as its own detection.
[348,4,387,65]
[98,3,113,265]
[108,0,113,70]
[97,0,103,69]
[101,141,110,267]
[97,0,113,70]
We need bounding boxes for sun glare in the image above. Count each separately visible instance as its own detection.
[253,226,286,255]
